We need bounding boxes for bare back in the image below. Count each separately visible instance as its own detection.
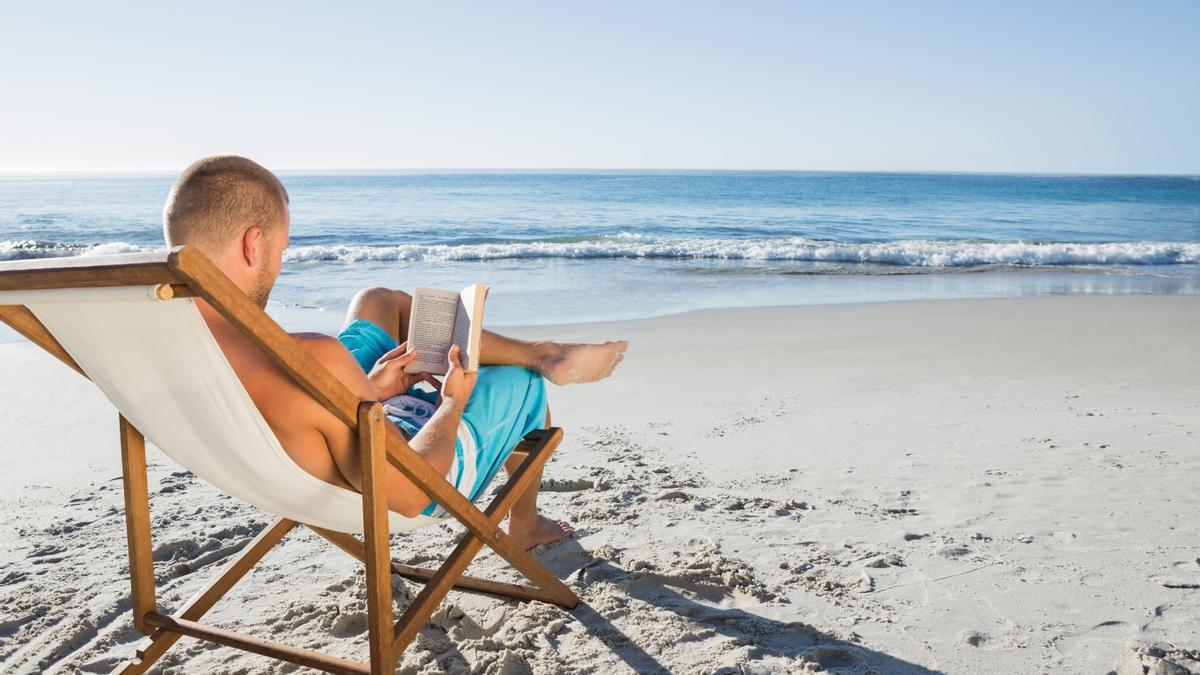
[202,311,361,492]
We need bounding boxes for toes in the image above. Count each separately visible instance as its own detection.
[606,353,624,376]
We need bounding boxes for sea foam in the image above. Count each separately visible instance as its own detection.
[2,236,1199,267]
[282,236,1200,267]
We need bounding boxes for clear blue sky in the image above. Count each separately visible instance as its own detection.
[1,2,1196,173]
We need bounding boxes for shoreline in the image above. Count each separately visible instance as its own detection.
[4,284,1197,344]
[1,294,1197,673]
[488,289,1200,330]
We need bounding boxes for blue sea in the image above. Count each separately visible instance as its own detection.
[1,171,1198,333]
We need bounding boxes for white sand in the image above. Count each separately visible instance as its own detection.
[1,295,1198,674]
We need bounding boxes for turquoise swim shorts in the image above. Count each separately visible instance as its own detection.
[337,318,548,517]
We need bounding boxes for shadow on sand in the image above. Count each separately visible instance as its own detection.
[533,539,944,675]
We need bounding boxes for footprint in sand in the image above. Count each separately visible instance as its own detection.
[540,477,596,492]
[801,644,863,670]
[958,629,1020,651]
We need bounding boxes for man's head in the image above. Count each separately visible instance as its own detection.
[163,156,290,308]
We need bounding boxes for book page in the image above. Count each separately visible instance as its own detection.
[404,287,461,375]
[451,294,471,366]
[465,284,488,370]
[452,284,488,371]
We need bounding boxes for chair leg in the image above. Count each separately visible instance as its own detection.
[119,416,157,635]
[476,430,580,609]
[389,427,578,659]
[358,402,394,675]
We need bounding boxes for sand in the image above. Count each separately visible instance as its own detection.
[1,295,1197,674]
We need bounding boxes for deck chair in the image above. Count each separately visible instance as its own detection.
[0,246,579,674]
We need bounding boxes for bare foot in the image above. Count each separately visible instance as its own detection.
[539,340,628,386]
[509,514,575,550]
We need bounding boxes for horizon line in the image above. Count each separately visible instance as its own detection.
[1,166,1199,178]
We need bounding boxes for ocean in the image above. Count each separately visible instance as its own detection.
[1,171,1198,333]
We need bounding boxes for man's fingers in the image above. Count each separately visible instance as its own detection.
[377,344,407,362]
[379,345,418,366]
[416,372,441,389]
[379,342,410,363]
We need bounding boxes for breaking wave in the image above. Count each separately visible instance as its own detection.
[285,235,1200,267]
[0,240,153,260]
[3,235,1199,268]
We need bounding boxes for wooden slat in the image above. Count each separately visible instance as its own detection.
[358,402,395,675]
[469,429,576,609]
[0,250,170,272]
[0,251,178,291]
[119,416,156,636]
[143,613,370,675]
[482,438,560,522]
[113,518,295,675]
[307,525,558,604]
[391,428,574,655]
[383,428,579,610]
[0,305,85,376]
[168,246,362,428]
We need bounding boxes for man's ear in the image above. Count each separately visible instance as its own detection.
[241,227,264,267]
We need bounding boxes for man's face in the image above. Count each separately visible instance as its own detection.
[249,206,290,309]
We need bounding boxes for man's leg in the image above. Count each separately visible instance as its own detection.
[344,287,413,344]
[344,287,627,385]
[504,407,574,550]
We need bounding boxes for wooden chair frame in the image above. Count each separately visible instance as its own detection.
[0,246,579,675]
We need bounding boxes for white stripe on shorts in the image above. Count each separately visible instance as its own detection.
[428,420,479,519]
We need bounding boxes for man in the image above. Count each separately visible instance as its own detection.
[162,156,626,549]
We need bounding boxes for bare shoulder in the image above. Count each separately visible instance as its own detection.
[291,332,337,350]
[288,331,353,362]
[289,332,373,398]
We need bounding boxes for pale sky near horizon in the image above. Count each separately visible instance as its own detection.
[1,2,1197,174]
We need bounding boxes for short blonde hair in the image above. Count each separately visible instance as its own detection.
[163,156,289,256]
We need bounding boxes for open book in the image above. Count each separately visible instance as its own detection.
[403,284,489,375]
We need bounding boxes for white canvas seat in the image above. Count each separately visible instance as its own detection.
[0,285,438,534]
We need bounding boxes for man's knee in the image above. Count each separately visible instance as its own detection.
[347,287,412,338]
[352,287,410,312]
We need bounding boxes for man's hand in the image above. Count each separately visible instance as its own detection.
[367,341,440,400]
[440,344,477,409]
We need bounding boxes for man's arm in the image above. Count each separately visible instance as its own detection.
[405,344,476,488]
[296,335,472,518]
[296,335,445,517]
